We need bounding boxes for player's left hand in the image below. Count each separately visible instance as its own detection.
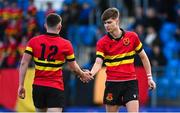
[79,69,93,83]
[148,77,156,90]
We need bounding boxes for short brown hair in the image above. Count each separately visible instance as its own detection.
[101,7,119,22]
[46,13,62,28]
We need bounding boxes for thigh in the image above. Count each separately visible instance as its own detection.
[126,100,139,112]
[46,87,65,108]
[32,85,47,108]
[123,80,139,104]
[105,104,120,112]
[103,82,123,105]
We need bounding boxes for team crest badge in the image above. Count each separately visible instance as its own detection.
[106,93,113,101]
[123,38,130,46]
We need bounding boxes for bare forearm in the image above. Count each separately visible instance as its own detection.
[91,58,103,76]
[19,53,32,86]
[72,66,84,76]
[68,61,83,77]
[139,50,156,89]
[91,63,101,76]
[140,51,151,75]
[19,61,29,86]
[142,58,151,73]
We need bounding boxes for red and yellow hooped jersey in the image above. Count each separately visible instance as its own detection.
[96,29,143,81]
[25,33,75,90]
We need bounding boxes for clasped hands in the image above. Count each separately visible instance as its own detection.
[78,69,94,83]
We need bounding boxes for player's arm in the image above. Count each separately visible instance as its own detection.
[18,53,32,99]
[138,49,156,90]
[91,57,103,77]
[68,61,84,76]
[67,61,93,82]
[138,49,151,76]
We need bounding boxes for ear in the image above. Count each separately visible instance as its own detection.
[57,23,62,31]
[116,19,120,25]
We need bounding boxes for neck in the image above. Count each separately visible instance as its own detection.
[110,28,122,39]
[46,29,59,34]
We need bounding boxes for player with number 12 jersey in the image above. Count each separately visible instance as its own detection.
[25,33,75,91]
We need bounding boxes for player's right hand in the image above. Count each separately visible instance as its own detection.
[80,69,94,83]
[18,86,26,99]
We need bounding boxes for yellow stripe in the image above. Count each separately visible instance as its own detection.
[35,65,62,71]
[105,51,135,60]
[66,54,75,60]
[34,57,64,64]
[96,51,105,57]
[105,59,134,66]
[26,46,32,52]
[135,42,142,51]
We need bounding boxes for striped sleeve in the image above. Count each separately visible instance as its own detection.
[96,40,105,59]
[66,54,75,61]
[133,32,143,53]
[65,41,75,62]
[25,46,33,55]
[24,39,34,56]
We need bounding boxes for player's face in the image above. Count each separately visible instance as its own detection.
[104,18,119,33]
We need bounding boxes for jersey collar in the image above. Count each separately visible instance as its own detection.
[45,32,59,37]
[107,28,125,41]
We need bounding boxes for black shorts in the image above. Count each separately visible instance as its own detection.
[32,85,65,108]
[103,80,139,106]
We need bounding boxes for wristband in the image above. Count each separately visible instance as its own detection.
[147,74,152,80]
[148,76,153,80]
[147,74,152,77]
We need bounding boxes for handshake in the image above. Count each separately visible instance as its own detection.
[78,69,94,83]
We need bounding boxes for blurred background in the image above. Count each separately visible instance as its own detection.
[0,0,180,112]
